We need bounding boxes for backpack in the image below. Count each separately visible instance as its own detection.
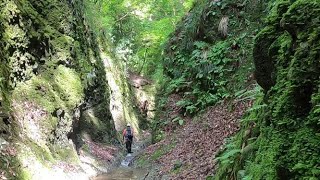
[126,127,133,140]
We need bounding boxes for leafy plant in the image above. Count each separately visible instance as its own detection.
[172,117,184,126]
[166,77,188,93]
[235,84,263,102]
[164,39,240,115]
[216,148,241,165]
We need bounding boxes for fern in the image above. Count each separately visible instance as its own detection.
[167,77,187,93]
[216,149,241,165]
[247,104,267,112]
[235,84,263,102]
[176,99,193,107]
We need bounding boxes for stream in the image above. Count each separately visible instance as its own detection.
[92,138,151,180]
[93,154,149,180]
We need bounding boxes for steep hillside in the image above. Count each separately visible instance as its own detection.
[140,0,320,179]
[152,0,267,147]
[137,0,268,178]
[161,0,266,117]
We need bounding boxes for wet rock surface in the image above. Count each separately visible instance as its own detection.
[93,167,149,180]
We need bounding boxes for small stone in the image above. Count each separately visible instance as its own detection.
[0,137,8,150]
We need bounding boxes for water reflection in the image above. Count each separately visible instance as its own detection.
[93,167,148,180]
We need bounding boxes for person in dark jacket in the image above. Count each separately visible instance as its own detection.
[122,124,134,153]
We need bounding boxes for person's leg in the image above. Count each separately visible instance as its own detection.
[128,140,132,153]
[126,140,130,153]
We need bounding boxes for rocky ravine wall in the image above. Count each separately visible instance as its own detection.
[0,0,116,179]
[250,1,320,178]
[215,1,320,179]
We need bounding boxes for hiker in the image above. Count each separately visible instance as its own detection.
[122,124,134,153]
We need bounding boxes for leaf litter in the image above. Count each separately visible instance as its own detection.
[142,94,253,179]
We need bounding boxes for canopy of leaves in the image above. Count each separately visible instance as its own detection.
[85,0,195,77]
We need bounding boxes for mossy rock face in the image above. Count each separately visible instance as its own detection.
[216,1,320,179]
[214,0,320,179]
[0,0,116,178]
[79,101,115,143]
[253,26,278,91]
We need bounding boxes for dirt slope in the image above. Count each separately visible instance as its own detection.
[141,96,252,179]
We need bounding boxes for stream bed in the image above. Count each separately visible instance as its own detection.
[93,167,149,180]
[92,152,149,180]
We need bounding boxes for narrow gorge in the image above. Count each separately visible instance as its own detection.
[1,0,320,180]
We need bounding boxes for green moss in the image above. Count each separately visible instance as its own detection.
[51,144,79,163]
[150,142,175,161]
[79,100,114,142]
[12,140,53,179]
[54,65,84,107]
[17,169,32,180]
[266,0,291,25]
[1,0,117,178]
[216,0,320,179]
[12,65,83,117]
[27,140,54,164]
[135,154,151,168]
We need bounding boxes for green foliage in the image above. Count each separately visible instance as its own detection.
[216,0,320,179]
[150,142,175,160]
[235,85,263,102]
[162,0,267,115]
[166,77,188,93]
[150,0,268,158]
[165,40,235,115]
[85,0,194,77]
[0,0,116,178]
[172,116,184,126]
[216,142,241,166]
[214,92,266,179]
[153,129,165,143]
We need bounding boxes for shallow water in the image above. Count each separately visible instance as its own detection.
[121,153,135,167]
[93,167,148,180]
[93,153,149,180]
